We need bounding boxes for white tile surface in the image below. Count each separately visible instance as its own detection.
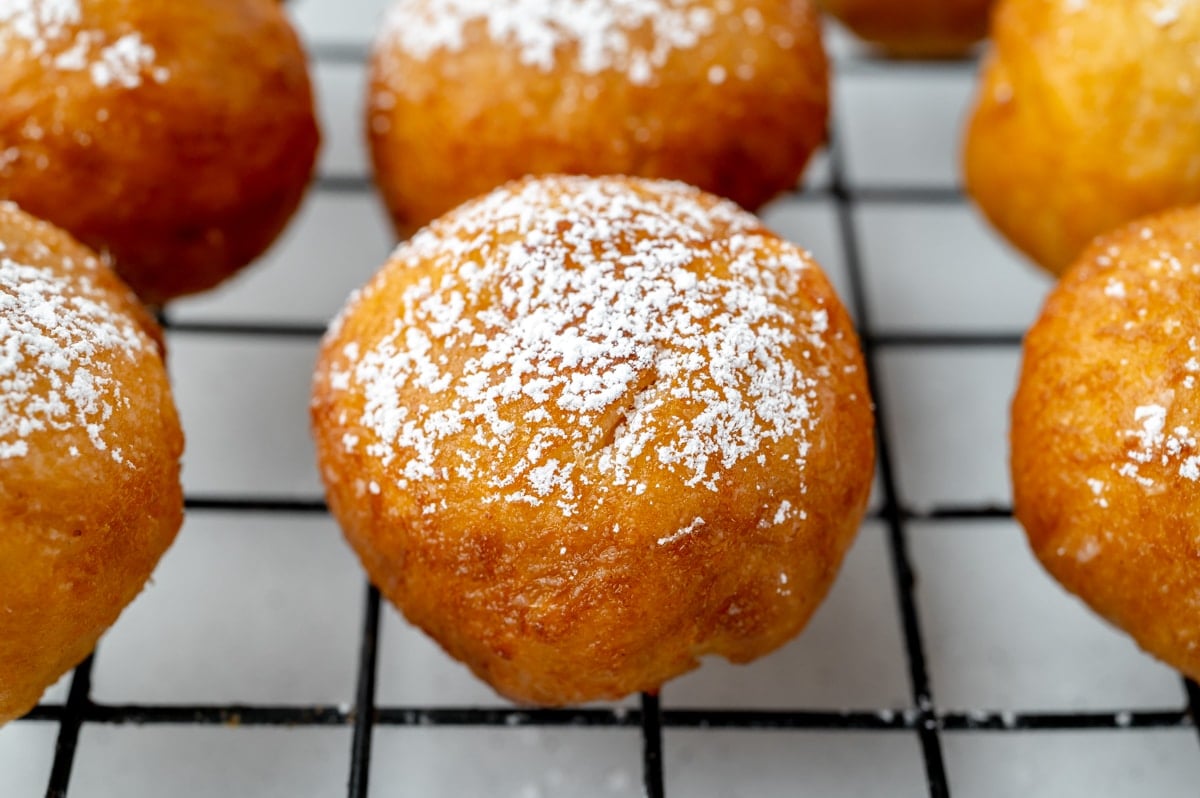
[943,730,1200,798]
[876,347,1019,511]
[837,68,977,189]
[758,198,854,322]
[663,522,910,710]
[291,0,389,47]
[41,671,71,705]
[910,520,1184,711]
[168,333,324,499]
[91,513,363,705]
[664,730,927,797]
[0,721,57,797]
[856,203,1051,333]
[375,602,519,708]
[370,726,642,797]
[313,61,371,179]
[70,725,351,798]
[169,193,393,326]
[376,602,637,710]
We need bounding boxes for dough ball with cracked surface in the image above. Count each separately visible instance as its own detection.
[312,175,874,705]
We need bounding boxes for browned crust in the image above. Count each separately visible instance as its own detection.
[366,0,828,236]
[1013,205,1200,680]
[0,0,320,303]
[312,176,874,705]
[0,206,183,724]
[964,0,1200,276]
[818,0,994,57]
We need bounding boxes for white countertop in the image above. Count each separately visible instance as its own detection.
[3,2,1198,796]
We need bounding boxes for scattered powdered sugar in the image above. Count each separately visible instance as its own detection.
[0,0,168,89]
[378,0,719,84]
[1150,0,1183,27]
[1116,402,1200,487]
[657,516,704,546]
[0,247,147,463]
[330,176,833,517]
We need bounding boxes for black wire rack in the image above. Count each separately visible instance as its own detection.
[9,18,1200,798]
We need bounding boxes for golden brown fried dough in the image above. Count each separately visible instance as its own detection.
[0,0,320,304]
[366,0,828,236]
[1013,205,1200,681]
[964,0,1200,276]
[312,175,874,705]
[818,0,995,57]
[0,203,183,725]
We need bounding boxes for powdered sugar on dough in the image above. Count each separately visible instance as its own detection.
[0,0,168,88]
[329,176,833,517]
[0,246,146,462]
[379,0,718,83]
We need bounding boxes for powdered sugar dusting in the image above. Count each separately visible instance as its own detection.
[379,0,718,84]
[1116,402,1200,487]
[0,0,168,88]
[1150,0,1183,27]
[0,243,147,463]
[328,176,832,518]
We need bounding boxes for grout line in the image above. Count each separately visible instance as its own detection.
[1183,678,1200,750]
[43,656,94,798]
[826,121,951,798]
[161,320,328,338]
[27,699,1195,732]
[640,692,666,798]
[315,174,376,193]
[872,333,1023,348]
[347,585,382,798]
[184,497,330,513]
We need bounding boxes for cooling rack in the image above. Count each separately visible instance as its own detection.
[4,2,1200,796]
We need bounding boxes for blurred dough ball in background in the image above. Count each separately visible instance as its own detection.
[366,0,829,236]
[0,0,320,304]
[964,0,1200,277]
[817,0,995,57]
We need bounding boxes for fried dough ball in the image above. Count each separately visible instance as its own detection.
[0,0,320,304]
[1012,205,1200,681]
[312,175,874,705]
[817,0,995,57]
[964,0,1200,276]
[0,204,183,725]
[366,0,828,236]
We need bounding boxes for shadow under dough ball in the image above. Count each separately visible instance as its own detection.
[0,0,320,304]
[366,0,829,236]
[817,0,995,58]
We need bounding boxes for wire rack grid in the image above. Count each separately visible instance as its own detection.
[4,3,1200,797]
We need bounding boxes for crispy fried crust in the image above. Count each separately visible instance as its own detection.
[817,0,994,57]
[0,0,320,304]
[0,204,183,725]
[964,0,1200,276]
[1012,205,1200,681]
[312,176,874,705]
[366,0,828,237]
